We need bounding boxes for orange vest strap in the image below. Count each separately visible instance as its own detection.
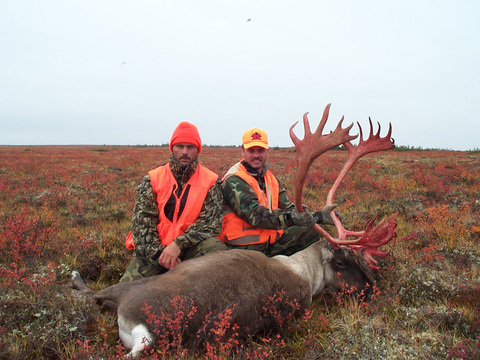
[125,230,134,250]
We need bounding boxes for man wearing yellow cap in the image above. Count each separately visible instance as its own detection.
[218,128,336,256]
[119,121,227,282]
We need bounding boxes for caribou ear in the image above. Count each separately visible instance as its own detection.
[321,247,334,264]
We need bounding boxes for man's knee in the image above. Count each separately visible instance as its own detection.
[225,242,268,254]
[195,237,228,255]
[183,237,228,260]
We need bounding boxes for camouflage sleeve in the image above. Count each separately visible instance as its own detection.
[277,178,296,211]
[173,179,224,250]
[131,175,164,260]
[221,175,293,229]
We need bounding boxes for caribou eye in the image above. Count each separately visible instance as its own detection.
[335,260,345,269]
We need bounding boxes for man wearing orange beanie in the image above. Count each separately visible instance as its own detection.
[119,121,227,282]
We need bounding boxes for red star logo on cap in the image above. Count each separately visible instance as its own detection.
[251,132,262,140]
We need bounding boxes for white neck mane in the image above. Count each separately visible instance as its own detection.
[273,242,330,296]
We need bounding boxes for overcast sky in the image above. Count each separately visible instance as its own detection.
[1,0,479,150]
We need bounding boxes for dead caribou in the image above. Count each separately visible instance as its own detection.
[71,104,397,357]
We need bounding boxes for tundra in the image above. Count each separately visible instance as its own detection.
[71,104,398,357]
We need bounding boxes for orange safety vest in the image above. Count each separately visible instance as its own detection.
[218,163,283,245]
[125,163,218,250]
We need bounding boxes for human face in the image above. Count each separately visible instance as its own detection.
[172,143,199,166]
[242,146,269,173]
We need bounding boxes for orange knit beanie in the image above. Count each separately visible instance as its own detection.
[169,121,202,153]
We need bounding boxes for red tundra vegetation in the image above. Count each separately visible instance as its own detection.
[0,144,479,359]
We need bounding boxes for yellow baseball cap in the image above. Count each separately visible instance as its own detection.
[242,128,269,149]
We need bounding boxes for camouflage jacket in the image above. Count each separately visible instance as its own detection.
[221,160,297,230]
[131,156,223,260]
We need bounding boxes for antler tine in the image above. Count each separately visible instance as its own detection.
[289,104,357,211]
[334,211,399,270]
[332,211,398,246]
[343,119,394,160]
[289,105,339,164]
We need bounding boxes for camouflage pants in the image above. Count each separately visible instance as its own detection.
[224,225,321,257]
[119,237,228,282]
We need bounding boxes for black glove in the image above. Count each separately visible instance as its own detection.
[314,204,340,225]
[289,209,315,227]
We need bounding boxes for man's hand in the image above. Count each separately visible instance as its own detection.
[158,242,182,270]
[289,209,315,227]
[314,204,340,225]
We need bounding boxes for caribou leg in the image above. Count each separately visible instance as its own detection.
[71,270,95,295]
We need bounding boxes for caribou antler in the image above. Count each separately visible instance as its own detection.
[289,104,398,270]
[327,118,395,240]
[289,104,357,242]
[289,103,357,211]
[333,212,399,270]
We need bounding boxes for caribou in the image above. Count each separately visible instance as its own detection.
[71,104,398,357]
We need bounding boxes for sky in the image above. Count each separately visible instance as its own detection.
[1,0,479,150]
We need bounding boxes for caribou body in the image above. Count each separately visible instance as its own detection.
[71,239,374,357]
